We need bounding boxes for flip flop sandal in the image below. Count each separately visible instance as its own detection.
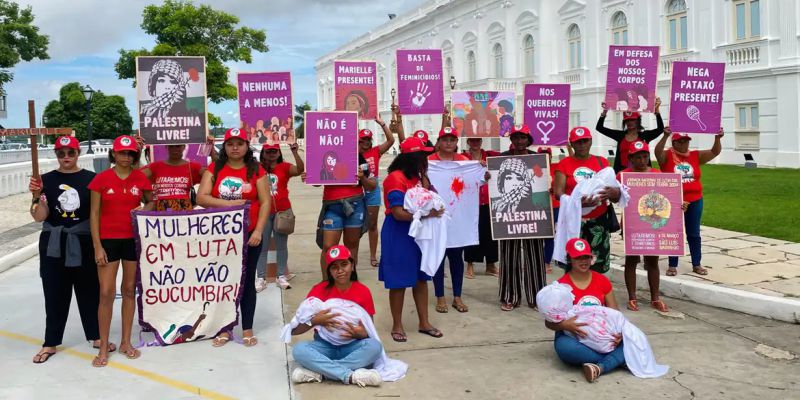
[651,300,669,313]
[243,336,258,347]
[212,334,231,347]
[452,302,469,313]
[390,332,407,342]
[33,350,56,364]
[120,347,141,360]
[627,299,639,311]
[435,303,449,313]
[418,328,443,338]
[92,356,108,368]
[464,271,475,279]
[500,303,514,312]
[666,268,678,277]
[486,269,500,277]
[93,342,117,353]
[692,267,709,275]
[582,363,601,383]
[370,259,378,268]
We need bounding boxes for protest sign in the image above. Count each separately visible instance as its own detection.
[604,46,660,113]
[151,144,209,168]
[487,154,554,240]
[669,61,725,134]
[304,111,359,185]
[427,161,483,247]
[137,56,208,145]
[133,205,249,345]
[334,61,378,120]
[396,49,444,115]
[237,72,295,145]
[621,172,685,256]
[450,91,515,138]
[523,84,571,145]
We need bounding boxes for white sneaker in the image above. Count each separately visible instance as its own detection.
[278,275,291,290]
[350,368,382,387]
[255,278,267,293]
[291,367,322,384]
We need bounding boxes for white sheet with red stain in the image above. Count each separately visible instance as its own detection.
[427,160,484,248]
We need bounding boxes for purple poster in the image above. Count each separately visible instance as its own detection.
[151,144,209,168]
[669,62,725,134]
[523,84,571,146]
[237,72,295,145]
[396,49,444,115]
[334,61,378,120]
[622,172,685,256]
[304,111,359,185]
[604,46,660,113]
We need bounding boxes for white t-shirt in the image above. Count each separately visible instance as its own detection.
[427,160,483,248]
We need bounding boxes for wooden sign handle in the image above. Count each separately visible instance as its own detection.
[28,101,41,191]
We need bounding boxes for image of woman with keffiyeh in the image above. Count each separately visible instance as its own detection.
[492,157,535,214]
[140,59,197,120]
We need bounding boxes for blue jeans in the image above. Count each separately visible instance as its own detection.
[543,207,560,264]
[256,213,290,278]
[322,199,366,230]
[433,247,465,298]
[554,331,625,374]
[292,334,383,383]
[669,197,703,268]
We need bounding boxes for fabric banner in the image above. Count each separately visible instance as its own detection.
[396,49,444,115]
[304,111,359,185]
[136,56,208,145]
[604,46,660,113]
[621,172,685,256]
[151,144,209,168]
[487,154,554,240]
[523,84,571,146]
[427,160,483,248]
[668,61,725,134]
[133,205,249,345]
[237,72,295,145]
[334,61,378,120]
[450,91,515,138]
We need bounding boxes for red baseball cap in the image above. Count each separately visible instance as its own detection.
[622,111,641,121]
[400,137,433,154]
[262,143,280,151]
[54,136,79,150]
[566,238,592,258]
[628,140,649,155]
[536,147,552,155]
[324,245,352,267]
[224,128,248,143]
[359,129,373,139]
[569,127,592,143]
[439,126,458,139]
[671,132,692,142]
[113,135,139,152]
[510,124,533,144]
[413,130,429,142]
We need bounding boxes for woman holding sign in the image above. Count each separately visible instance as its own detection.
[654,127,723,277]
[359,117,396,268]
[142,136,217,211]
[197,128,270,347]
[596,98,663,173]
[89,135,153,367]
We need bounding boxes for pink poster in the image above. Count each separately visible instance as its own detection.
[334,61,378,120]
[523,84,571,146]
[604,46,660,113]
[622,172,685,256]
[237,72,295,145]
[450,91,515,138]
[304,111,359,186]
[669,61,725,134]
[396,49,444,115]
[151,144,209,168]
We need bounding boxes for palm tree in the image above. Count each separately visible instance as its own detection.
[294,101,312,139]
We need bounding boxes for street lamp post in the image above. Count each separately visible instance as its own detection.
[82,85,95,154]
[41,114,48,146]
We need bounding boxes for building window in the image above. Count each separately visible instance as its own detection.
[445,57,453,83]
[666,0,688,52]
[734,0,760,40]
[567,24,582,69]
[493,43,504,78]
[736,103,759,131]
[467,50,477,81]
[611,11,629,45]
[523,34,534,76]
[569,112,581,130]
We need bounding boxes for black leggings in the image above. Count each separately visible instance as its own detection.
[240,242,262,331]
[39,233,100,347]
[464,204,498,264]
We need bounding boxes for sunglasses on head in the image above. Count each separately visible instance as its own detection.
[56,149,77,158]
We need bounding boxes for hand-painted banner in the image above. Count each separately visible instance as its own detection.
[451,91,515,138]
[304,111,359,185]
[396,49,444,115]
[523,84,571,146]
[151,144,209,168]
[136,56,208,145]
[487,154,554,240]
[237,72,295,145]
[427,161,483,248]
[133,205,249,345]
[334,61,378,120]
[604,46,660,113]
[669,61,725,134]
[621,172,685,256]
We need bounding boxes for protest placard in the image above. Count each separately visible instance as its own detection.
[450,91,515,138]
[237,72,295,145]
[304,111,359,185]
[604,46,660,113]
[487,154,554,240]
[621,172,685,256]
[396,49,444,115]
[523,84,571,145]
[669,61,725,134]
[151,144,209,168]
[334,61,378,120]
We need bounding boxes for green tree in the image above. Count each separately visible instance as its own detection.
[42,83,134,141]
[0,0,49,94]
[294,101,312,139]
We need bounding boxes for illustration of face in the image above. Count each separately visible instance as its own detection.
[345,94,362,112]
[502,172,525,194]
[155,74,179,97]
[326,155,337,168]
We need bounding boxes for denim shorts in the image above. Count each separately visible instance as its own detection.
[364,184,382,207]
[322,198,366,230]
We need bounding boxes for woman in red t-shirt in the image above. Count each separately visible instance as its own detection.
[197,128,270,348]
[254,142,304,292]
[595,98,664,173]
[462,137,501,279]
[142,138,215,211]
[654,127,723,277]
[89,135,153,367]
[359,116,396,268]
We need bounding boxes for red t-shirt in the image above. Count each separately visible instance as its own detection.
[429,152,470,161]
[362,146,381,179]
[557,156,610,219]
[322,185,364,201]
[209,162,266,232]
[88,168,153,239]
[145,161,202,200]
[550,160,560,208]
[463,149,500,205]
[266,162,293,212]
[660,149,703,202]
[558,271,613,307]
[382,170,419,215]
[306,281,376,316]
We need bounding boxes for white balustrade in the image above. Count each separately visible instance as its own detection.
[0,154,106,198]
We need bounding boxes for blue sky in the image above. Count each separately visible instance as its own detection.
[3,0,422,130]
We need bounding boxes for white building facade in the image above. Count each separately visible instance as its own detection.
[316,0,800,168]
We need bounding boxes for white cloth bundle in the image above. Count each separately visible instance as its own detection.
[280,297,408,382]
[536,283,669,378]
[404,185,449,277]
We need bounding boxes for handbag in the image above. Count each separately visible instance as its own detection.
[274,208,296,235]
[595,156,620,233]
[188,163,197,207]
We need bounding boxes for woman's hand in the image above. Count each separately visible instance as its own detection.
[229,199,247,206]
[663,126,672,137]
[561,316,588,338]
[289,143,300,153]
[248,229,262,247]
[610,333,622,349]
[374,115,385,127]
[597,186,621,202]
[310,309,342,331]
[600,102,608,116]
[135,135,146,150]
[654,97,662,113]
[681,201,689,212]
[716,127,725,138]
[484,170,491,181]
[426,207,445,218]
[341,320,369,340]
[581,195,600,207]
[94,247,109,266]
[29,177,42,194]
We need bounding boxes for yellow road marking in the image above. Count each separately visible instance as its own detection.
[0,330,236,400]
